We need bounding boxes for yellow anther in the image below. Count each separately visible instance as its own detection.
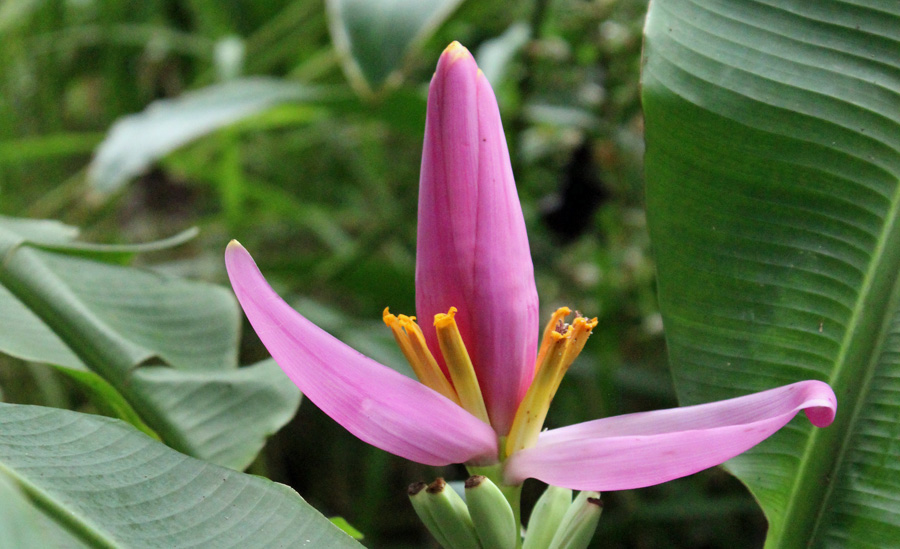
[383,308,459,405]
[505,310,597,457]
[535,307,572,375]
[434,307,491,426]
[561,316,598,367]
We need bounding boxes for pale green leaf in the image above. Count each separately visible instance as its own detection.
[0,221,218,373]
[130,359,301,470]
[475,22,531,88]
[0,470,89,548]
[35,251,239,372]
[0,282,83,370]
[0,217,79,245]
[55,366,156,439]
[0,403,362,548]
[87,78,321,194]
[0,221,298,469]
[326,0,464,96]
[0,471,52,548]
[0,216,198,260]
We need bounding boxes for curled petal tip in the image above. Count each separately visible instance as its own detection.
[800,379,837,427]
[807,406,836,428]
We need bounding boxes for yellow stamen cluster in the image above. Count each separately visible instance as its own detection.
[384,307,492,425]
[383,308,460,405]
[505,308,598,457]
[382,307,491,425]
[384,305,596,457]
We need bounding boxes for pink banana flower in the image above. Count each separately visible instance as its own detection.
[225,42,836,491]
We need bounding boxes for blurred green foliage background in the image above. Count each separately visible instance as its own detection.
[0,0,766,546]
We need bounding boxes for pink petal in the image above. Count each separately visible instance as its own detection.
[416,43,539,434]
[503,380,836,490]
[225,241,497,466]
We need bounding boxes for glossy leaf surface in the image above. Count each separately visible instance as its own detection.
[0,403,361,548]
[642,1,900,546]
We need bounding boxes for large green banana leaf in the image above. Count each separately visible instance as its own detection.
[642,1,899,547]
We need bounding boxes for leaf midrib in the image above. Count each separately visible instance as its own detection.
[769,175,900,547]
[0,242,195,456]
[0,443,119,548]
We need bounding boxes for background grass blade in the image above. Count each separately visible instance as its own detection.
[641,1,900,546]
